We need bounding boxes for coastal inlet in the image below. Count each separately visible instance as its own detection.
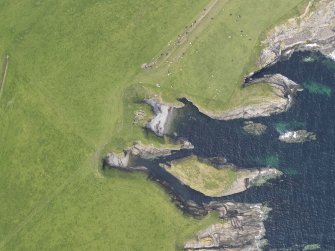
[168,51,335,250]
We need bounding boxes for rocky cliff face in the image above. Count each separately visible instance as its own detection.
[259,0,335,68]
[145,98,176,136]
[184,202,270,251]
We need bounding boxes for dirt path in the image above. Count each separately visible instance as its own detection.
[144,0,228,70]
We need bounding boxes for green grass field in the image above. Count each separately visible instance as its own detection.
[0,0,308,250]
[137,0,309,116]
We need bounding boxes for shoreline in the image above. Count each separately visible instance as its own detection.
[144,0,335,123]
[102,1,335,250]
[259,0,335,68]
[145,73,301,123]
[103,143,281,250]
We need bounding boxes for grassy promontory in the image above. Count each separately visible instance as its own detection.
[137,0,309,116]
[166,156,238,197]
[166,156,282,197]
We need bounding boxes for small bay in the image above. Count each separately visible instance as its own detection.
[143,51,335,249]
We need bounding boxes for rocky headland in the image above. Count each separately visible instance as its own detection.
[184,202,270,251]
[259,0,335,68]
[145,74,302,125]
[103,140,193,171]
[144,0,335,124]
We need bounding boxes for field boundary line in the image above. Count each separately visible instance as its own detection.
[0,54,9,101]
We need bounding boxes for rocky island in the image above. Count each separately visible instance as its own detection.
[279,130,317,144]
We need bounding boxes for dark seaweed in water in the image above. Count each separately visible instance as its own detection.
[161,51,335,250]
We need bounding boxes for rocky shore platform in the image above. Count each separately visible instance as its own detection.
[184,202,270,251]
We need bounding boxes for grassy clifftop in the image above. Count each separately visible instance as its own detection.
[137,0,309,115]
[167,156,238,197]
[0,0,308,250]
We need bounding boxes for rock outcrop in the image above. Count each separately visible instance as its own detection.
[184,202,270,251]
[145,98,176,136]
[279,130,317,143]
[204,74,301,120]
[228,167,283,196]
[259,0,335,68]
[104,140,193,171]
[243,121,267,136]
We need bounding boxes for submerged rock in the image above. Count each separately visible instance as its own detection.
[184,202,270,251]
[279,130,317,143]
[243,121,267,136]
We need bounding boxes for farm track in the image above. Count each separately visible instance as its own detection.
[146,0,228,70]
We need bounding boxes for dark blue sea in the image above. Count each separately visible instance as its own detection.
[145,51,335,250]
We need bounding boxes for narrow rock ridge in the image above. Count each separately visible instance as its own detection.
[259,0,335,68]
[221,167,283,197]
[226,167,283,197]
[103,140,193,171]
[184,202,270,251]
[196,74,301,120]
